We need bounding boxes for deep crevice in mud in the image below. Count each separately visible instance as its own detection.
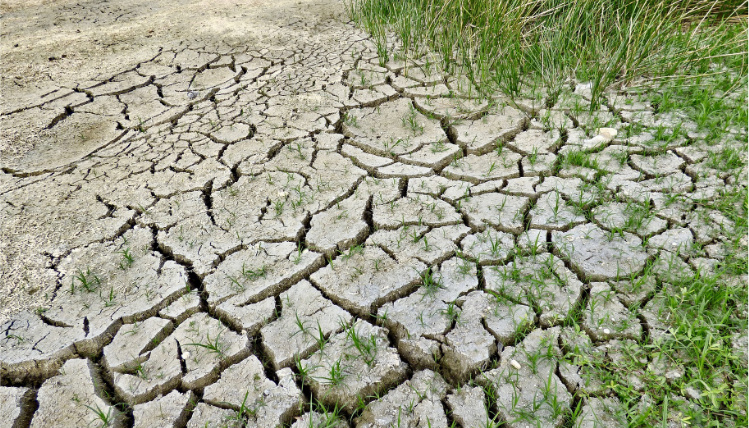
[441,396,460,428]
[0,166,55,179]
[248,333,279,385]
[363,194,374,234]
[46,105,74,129]
[560,381,584,428]
[95,194,118,219]
[175,339,188,375]
[479,376,502,426]
[10,388,39,428]
[636,313,651,344]
[201,180,216,226]
[296,212,313,248]
[153,234,208,312]
[178,389,202,428]
[290,365,316,421]
[38,313,73,329]
[398,177,408,198]
[90,356,134,428]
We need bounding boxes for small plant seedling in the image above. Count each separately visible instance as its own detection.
[528,146,539,165]
[311,320,328,351]
[102,287,116,307]
[440,302,461,325]
[430,140,448,153]
[309,400,344,428]
[322,358,347,386]
[127,360,149,380]
[343,112,358,128]
[293,242,304,264]
[184,329,226,359]
[292,311,311,338]
[227,274,244,292]
[347,326,378,366]
[295,357,313,388]
[456,253,473,275]
[419,267,444,296]
[294,142,306,160]
[227,391,259,420]
[488,233,503,256]
[6,334,24,344]
[72,268,102,293]
[402,105,425,135]
[119,247,134,269]
[564,150,599,170]
[274,199,285,216]
[340,244,364,261]
[241,263,268,281]
[85,403,113,427]
[422,235,431,252]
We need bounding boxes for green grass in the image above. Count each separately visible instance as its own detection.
[321,357,348,386]
[554,189,747,426]
[418,266,444,296]
[71,268,102,293]
[564,258,748,426]
[346,325,379,366]
[85,403,113,428]
[307,400,345,428]
[346,0,746,108]
[184,329,227,359]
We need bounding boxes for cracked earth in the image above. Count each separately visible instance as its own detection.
[1,0,747,427]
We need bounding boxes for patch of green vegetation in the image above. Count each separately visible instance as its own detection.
[71,268,102,293]
[563,150,599,170]
[346,325,379,366]
[184,329,227,359]
[85,403,113,428]
[346,0,746,108]
[418,267,444,296]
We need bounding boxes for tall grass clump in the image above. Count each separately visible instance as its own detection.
[345,0,747,107]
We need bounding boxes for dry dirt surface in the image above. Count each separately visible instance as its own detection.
[1,0,747,427]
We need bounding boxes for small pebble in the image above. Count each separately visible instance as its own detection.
[584,127,618,145]
[603,328,611,335]
[598,127,618,140]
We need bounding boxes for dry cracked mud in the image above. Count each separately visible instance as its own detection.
[1,0,747,427]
